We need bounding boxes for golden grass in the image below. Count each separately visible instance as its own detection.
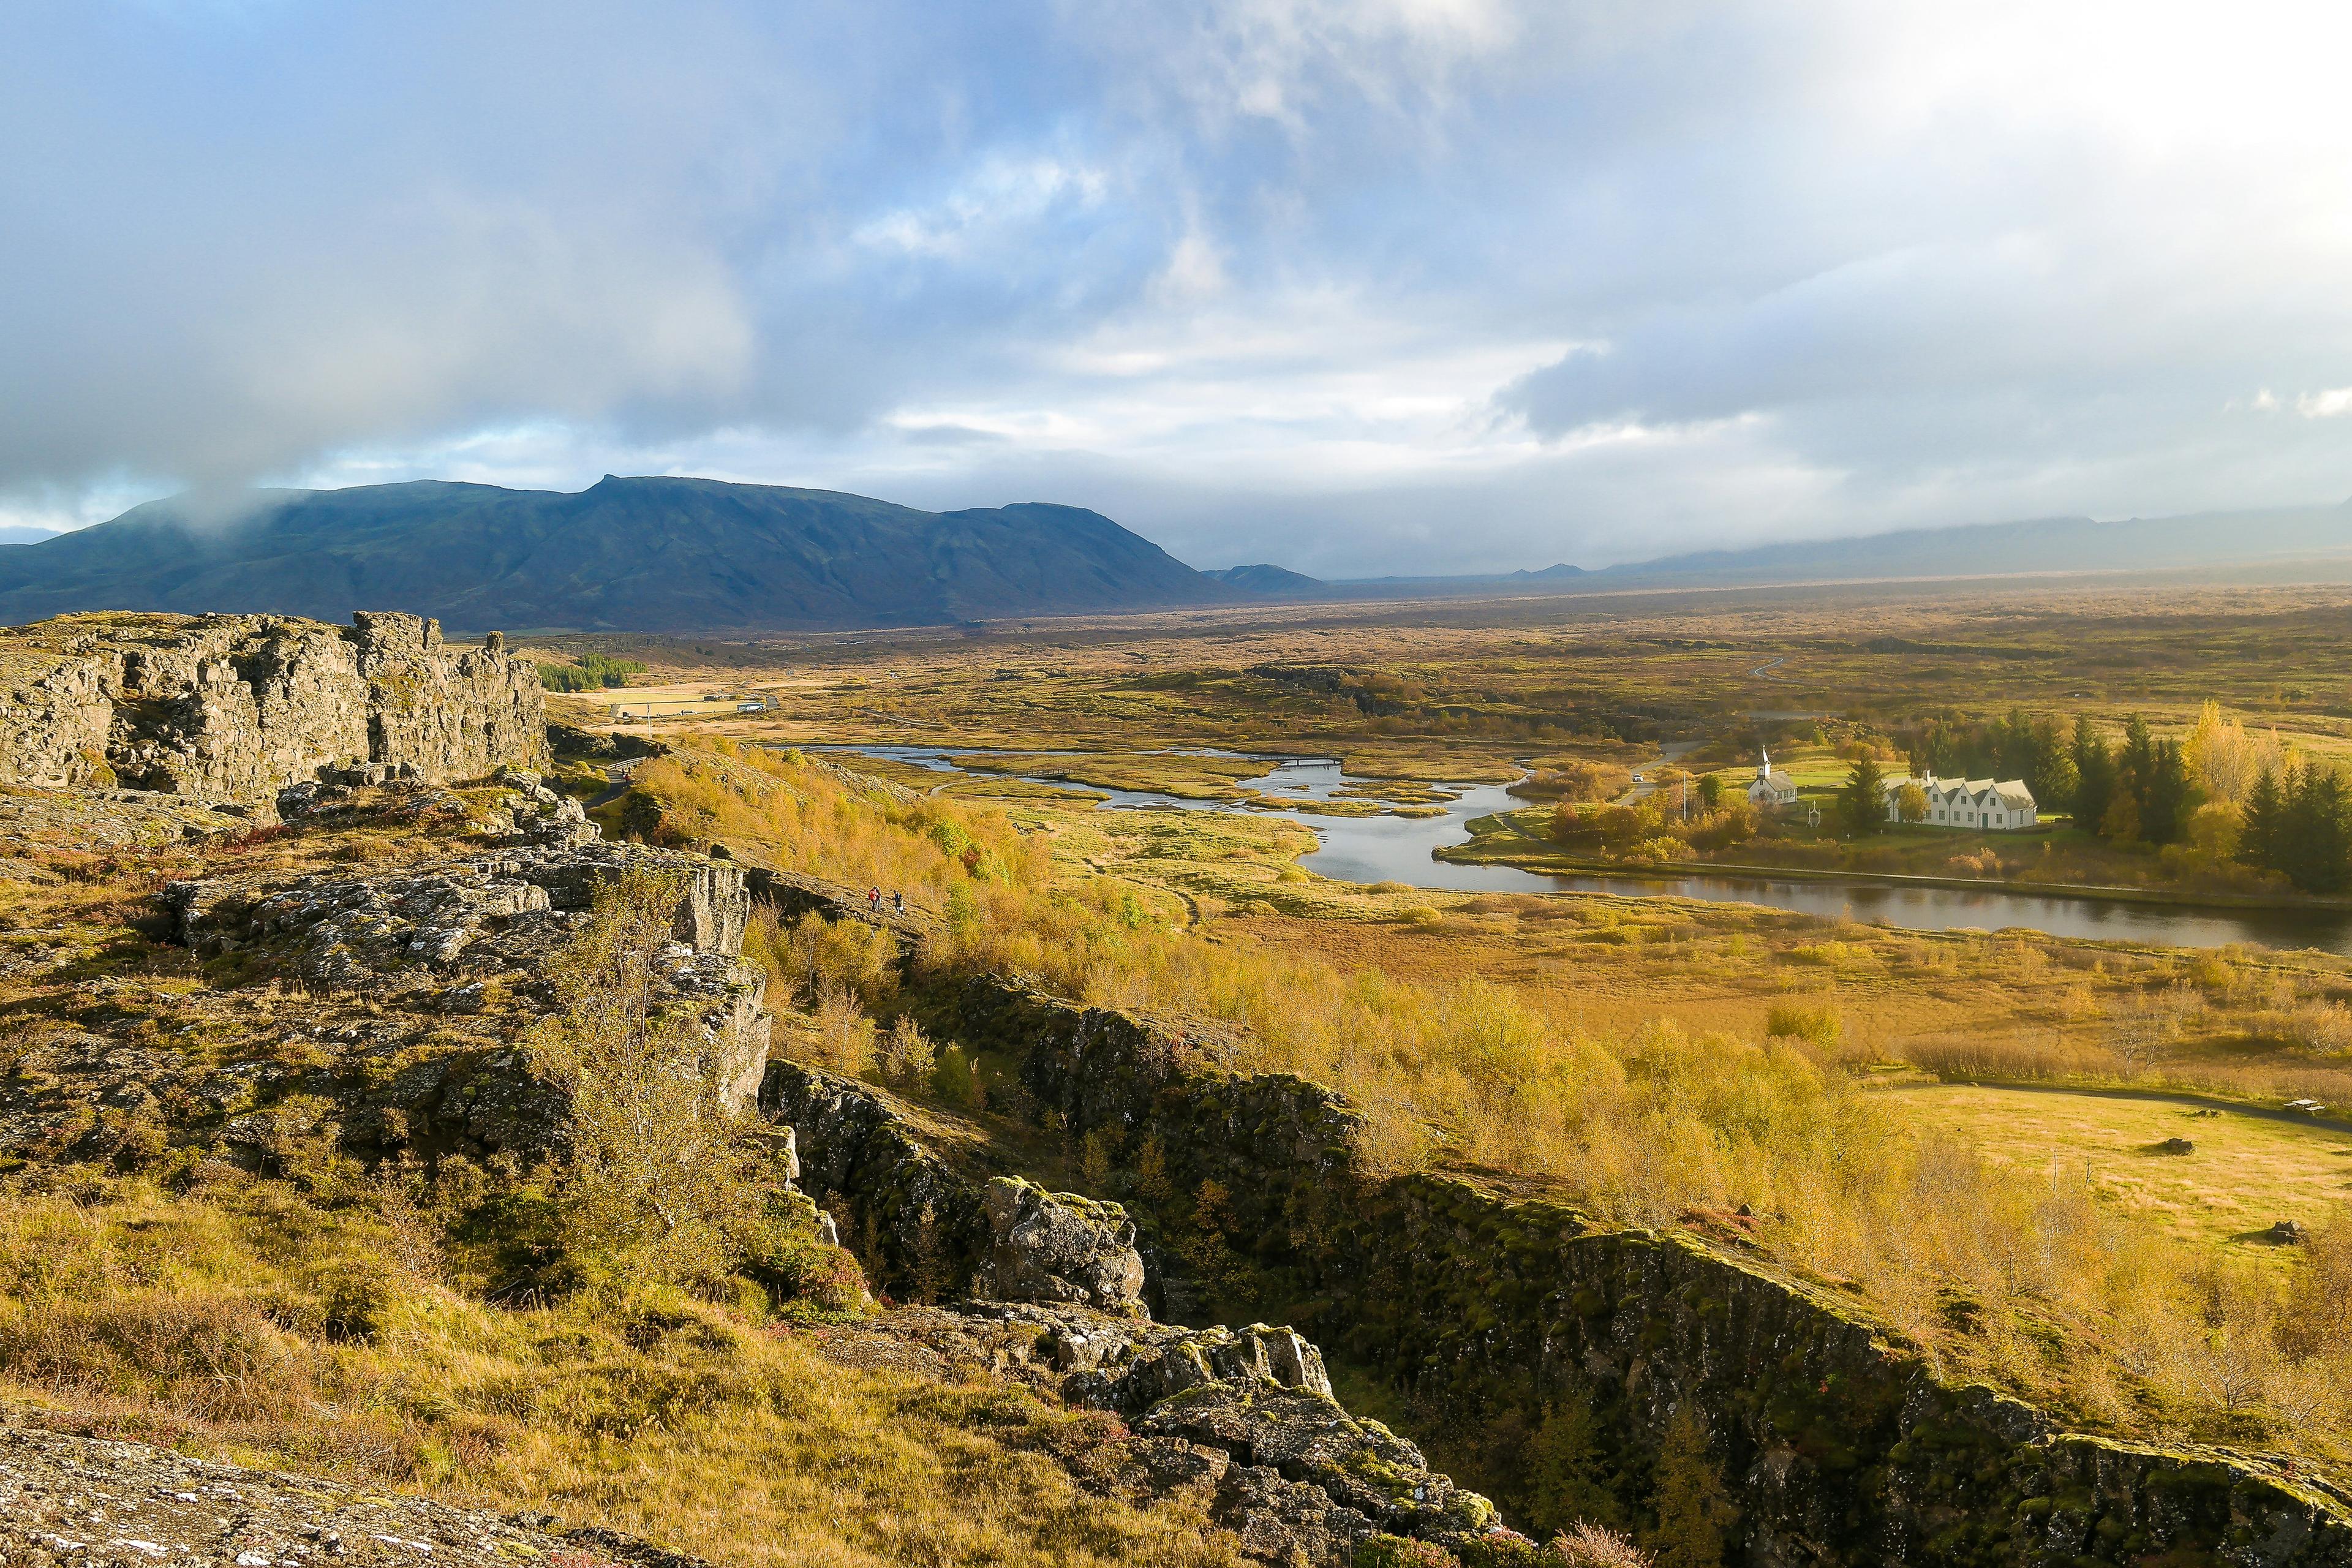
[623,736,2352,1468]
[0,1174,1245,1568]
[1880,1084,2352,1249]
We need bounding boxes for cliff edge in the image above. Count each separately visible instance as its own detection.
[0,610,545,796]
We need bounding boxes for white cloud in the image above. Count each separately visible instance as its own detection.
[5,0,2352,572]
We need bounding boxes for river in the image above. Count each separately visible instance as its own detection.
[818,746,2352,956]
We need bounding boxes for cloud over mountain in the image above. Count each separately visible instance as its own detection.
[5,1,2350,574]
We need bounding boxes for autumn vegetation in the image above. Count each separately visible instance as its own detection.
[619,735,2352,1477]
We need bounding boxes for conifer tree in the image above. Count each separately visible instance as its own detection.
[2071,717,2114,831]
[1646,1411,1733,1568]
[2240,767,2286,875]
[1840,755,1888,834]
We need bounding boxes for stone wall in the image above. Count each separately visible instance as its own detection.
[0,610,545,795]
[933,973,2352,1568]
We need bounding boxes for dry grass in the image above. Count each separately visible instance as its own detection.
[626,736,2352,1470]
[1879,1084,2352,1248]
[0,1174,1247,1568]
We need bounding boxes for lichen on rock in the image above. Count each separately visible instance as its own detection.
[0,609,545,797]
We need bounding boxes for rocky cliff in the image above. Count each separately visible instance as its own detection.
[0,609,544,796]
[927,974,2352,1568]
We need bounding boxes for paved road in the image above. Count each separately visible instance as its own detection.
[1616,739,1703,805]
[586,755,649,809]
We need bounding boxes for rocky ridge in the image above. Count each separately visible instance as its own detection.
[761,1057,1506,1566]
[0,611,544,797]
[1,775,769,1175]
[929,973,2352,1568]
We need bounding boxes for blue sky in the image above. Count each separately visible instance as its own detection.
[4,1,2350,575]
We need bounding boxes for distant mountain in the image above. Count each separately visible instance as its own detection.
[1320,500,2352,597]
[1207,564,1324,597]
[0,477,1232,633]
[0,526,59,548]
[1587,502,2352,587]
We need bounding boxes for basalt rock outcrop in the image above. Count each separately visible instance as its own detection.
[983,1175,1148,1313]
[162,835,766,1113]
[4,791,771,1177]
[756,1055,1503,1567]
[0,610,544,796]
[929,973,2352,1568]
[759,1060,991,1292]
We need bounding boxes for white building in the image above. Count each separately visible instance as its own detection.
[1883,773,2037,830]
[1747,748,1799,809]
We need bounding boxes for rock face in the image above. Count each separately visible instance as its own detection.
[0,1423,710,1568]
[161,837,765,1115]
[756,1054,1501,1567]
[759,1059,989,1293]
[982,1175,1147,1313]
[0,610,545,796]
[936,973,2352,1568]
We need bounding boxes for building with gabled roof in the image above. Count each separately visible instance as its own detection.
[1883,772,2037,830]
[1747,747,1799,809]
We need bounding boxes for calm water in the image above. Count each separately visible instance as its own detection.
[816,746,2352,956]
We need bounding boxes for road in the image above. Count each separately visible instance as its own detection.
[1616,739,1704,805]
[586,755,649,809]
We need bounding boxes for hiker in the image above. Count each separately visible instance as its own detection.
[892,890,905,914]
[867,886,881,913]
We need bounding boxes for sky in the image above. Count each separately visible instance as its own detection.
[4,1,2351,576]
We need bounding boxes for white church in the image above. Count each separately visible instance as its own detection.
[1882,772,2037,830]
[1746,749,1799,809]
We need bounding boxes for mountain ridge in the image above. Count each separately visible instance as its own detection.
[1218,500,2352,603]
[0,476,1229,633]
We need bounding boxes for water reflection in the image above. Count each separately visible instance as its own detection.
[812,747,2352,956]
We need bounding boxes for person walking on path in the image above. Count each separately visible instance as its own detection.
[892,890,905,915]
[867,886,881,914]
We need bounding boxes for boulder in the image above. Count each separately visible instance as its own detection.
[981,1175,1147,1313]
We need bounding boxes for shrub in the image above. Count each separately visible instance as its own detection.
[525,869,773,1288]
[875,1014,937,1087]
[1553,1525,1653,1568]
[930,1044,983,1110]
[1763,1003,1839,1047]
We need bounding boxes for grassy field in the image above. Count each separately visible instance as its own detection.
[1879,1084,2352,1248]
[510,579,2352,1474]
[530,578,2352,770]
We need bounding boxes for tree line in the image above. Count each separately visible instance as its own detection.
[537,652,647,692]
[1866,704,2352,892]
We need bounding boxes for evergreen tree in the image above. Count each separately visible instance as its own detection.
[2140,739,2195,845]
[1840,755,1888,835]
[2240,767,2286,875]
[1527,1399,1624,1537]
[2285,769,2352,895]
[1646,1411,1733,1568]
[2071,717,2114,830]
[2024,716,2078,812]
[2120,714,2158,830]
